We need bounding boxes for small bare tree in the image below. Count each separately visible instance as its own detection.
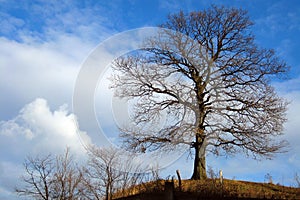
[84,146,145,200]
[16,148,85,199]
[51,149,85,199]
[111,6,289,180]
[16,154,54,199]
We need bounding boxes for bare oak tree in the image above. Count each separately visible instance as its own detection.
[111,6,289,180]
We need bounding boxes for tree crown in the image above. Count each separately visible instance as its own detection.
[111,6,289,160]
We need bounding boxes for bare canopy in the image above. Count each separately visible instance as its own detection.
[111,6,289,180]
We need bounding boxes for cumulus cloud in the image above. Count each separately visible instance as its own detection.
[0,98,92,199]
[0,98,91,156]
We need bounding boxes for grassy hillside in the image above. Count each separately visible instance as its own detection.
[114,179,300,199]
[179,179,300,199]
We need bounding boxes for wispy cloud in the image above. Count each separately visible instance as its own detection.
[254,1,300,37]
[0,12,25,36]
[0,35,90,120]
[159,1,183,12]
[0,0,113,43]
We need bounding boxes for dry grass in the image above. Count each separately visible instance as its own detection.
[179,179,300,199]
[113,180,165,198]
[114,179,300,199]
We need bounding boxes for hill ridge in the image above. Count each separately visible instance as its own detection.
[113,179,300,200]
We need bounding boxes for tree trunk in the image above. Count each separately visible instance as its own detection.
[191,135,207,180]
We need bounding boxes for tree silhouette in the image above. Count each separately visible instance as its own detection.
[111,6,289,180]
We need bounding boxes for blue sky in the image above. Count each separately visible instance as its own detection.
[0,0,300,199]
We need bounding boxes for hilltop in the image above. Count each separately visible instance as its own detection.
[113,179,300,200]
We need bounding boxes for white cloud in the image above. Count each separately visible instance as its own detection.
[0,0,116,123]
[0,119,34,140]
[0,98,91,199]
[0,33,96,121]
[0,98,91,156]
